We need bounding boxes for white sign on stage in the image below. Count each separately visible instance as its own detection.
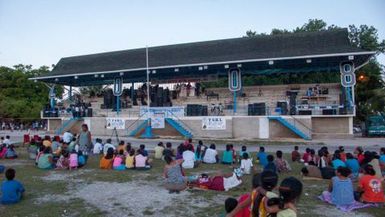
[151,112,165,129]
[106,118,125,129]
[139,106,185,118]
[202,117,226,130]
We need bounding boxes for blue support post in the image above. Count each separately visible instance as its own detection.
[233,91,237,114]
[116,96,120,115]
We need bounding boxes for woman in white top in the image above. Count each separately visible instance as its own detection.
[182,144,197,169]
[203,144,218,164]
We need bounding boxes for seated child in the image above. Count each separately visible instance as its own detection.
[92,138,103,155]
[240,153,253,175]
[320,167,355,206]
[117,140,126,154]
[222,144,233,165]
[195,140,205,161]
[163,142,175,160]
[37,147,54,169]
[0,144,7,158]
[55,150,70,170]
[356,164,385,203]
[239,145,250,163]
[139,144,148,157]
[221,197,238,216]
[274,150,291,173]
[1,168,25,205]
[291,146,301,162]
[266,177,303,217]
[331,152,346,170]
[135,149,151,169]
[182,144,197,169]
[100,148,115,169]
[5,145,18,159]
[264,155,277,173]
[113,150,126,171]
[69,150,79,170]
[345,153,360,178]
[125,149,135,169]
[257,146,268,167]
[154,142,165,159]
[202,144,218,164]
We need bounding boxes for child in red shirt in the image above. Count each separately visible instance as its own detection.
[357,165,385,203]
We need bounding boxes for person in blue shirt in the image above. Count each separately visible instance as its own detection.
[222,144,233,164]
[1,168,25,205]
[380,148,385,164]
[263,155,277,173]
[345,153,360,178]
[257,146,268,167]
[331,151,346,170]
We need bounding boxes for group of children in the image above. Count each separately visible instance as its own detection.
[28,135,87,170]
[0,136,18,159]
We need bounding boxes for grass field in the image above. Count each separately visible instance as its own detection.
[0,147,384,217]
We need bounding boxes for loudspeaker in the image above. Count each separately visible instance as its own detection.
[298,110,312,115]
[276,101,288,115]
[289,94,297,115]
[322,109,336,115]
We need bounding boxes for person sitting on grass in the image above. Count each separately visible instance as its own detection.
[257,146,268,167]
[175,143,185,160]
[92,138,103,155]
[182,144,197,169]
[356,164,385,204]
[345,153,360,179]
[220,197,238,217]
[100,148,115,169]
[339,146,347,162]
[0,143,7,159]
[163,142,175,160]
[291,146,301,162]
[331,151,346,170]
[116,140,126,154]
[139,144,149,157]
[5,144,18,159]
[239,145,250,163]
[195,140,205,161]
[163,155,187,193]
[103,139,115,156]
[125,149,135,169]
[1,168,25,205]
[203,144,218,164]
[37,146,54,169]
[266,177,303,217]
[113,150,126,171]
[222,144,234,165]
[275,150,291,173]
[302,148,311,163]
[264,155,277,173]
[135,149,152,170]
[320,167,355,206]
[355,146,365,165]
[227,170,278,217]
[240,153,253,175]
[55,150,70,170]
[69,149,78,170]
[154,142,165,159]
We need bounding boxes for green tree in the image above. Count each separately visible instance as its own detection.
[0,65,63,121]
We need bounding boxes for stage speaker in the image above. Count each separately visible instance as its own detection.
[277,101,288,115]
[298,110,312,115]
[289,94,297,115]
[322,109,336,115]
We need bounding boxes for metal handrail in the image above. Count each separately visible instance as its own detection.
[290,115,313,132]
[167,110,194,134]
[125,112,147,134]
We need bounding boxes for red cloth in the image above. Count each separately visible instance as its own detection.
[357,154,365,164]
[303,153,310,163]
[291,150,301,162]
[209,176,225,191]
[236,193,251,217]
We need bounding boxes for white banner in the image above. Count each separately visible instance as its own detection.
[139,106,184,118]
[151,112,165,129]
[202,117,226,130]
[106,118,125,129]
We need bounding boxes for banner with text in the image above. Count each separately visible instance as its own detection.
[139,106,185,118]
[202,117,226,130]
[151,112,165,129]
[106,118,125,129]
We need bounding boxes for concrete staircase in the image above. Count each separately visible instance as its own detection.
[268,116,311,140]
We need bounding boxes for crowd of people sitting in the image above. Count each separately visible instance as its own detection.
[1,132,384,216]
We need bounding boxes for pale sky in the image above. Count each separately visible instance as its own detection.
[0,0,384,68]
